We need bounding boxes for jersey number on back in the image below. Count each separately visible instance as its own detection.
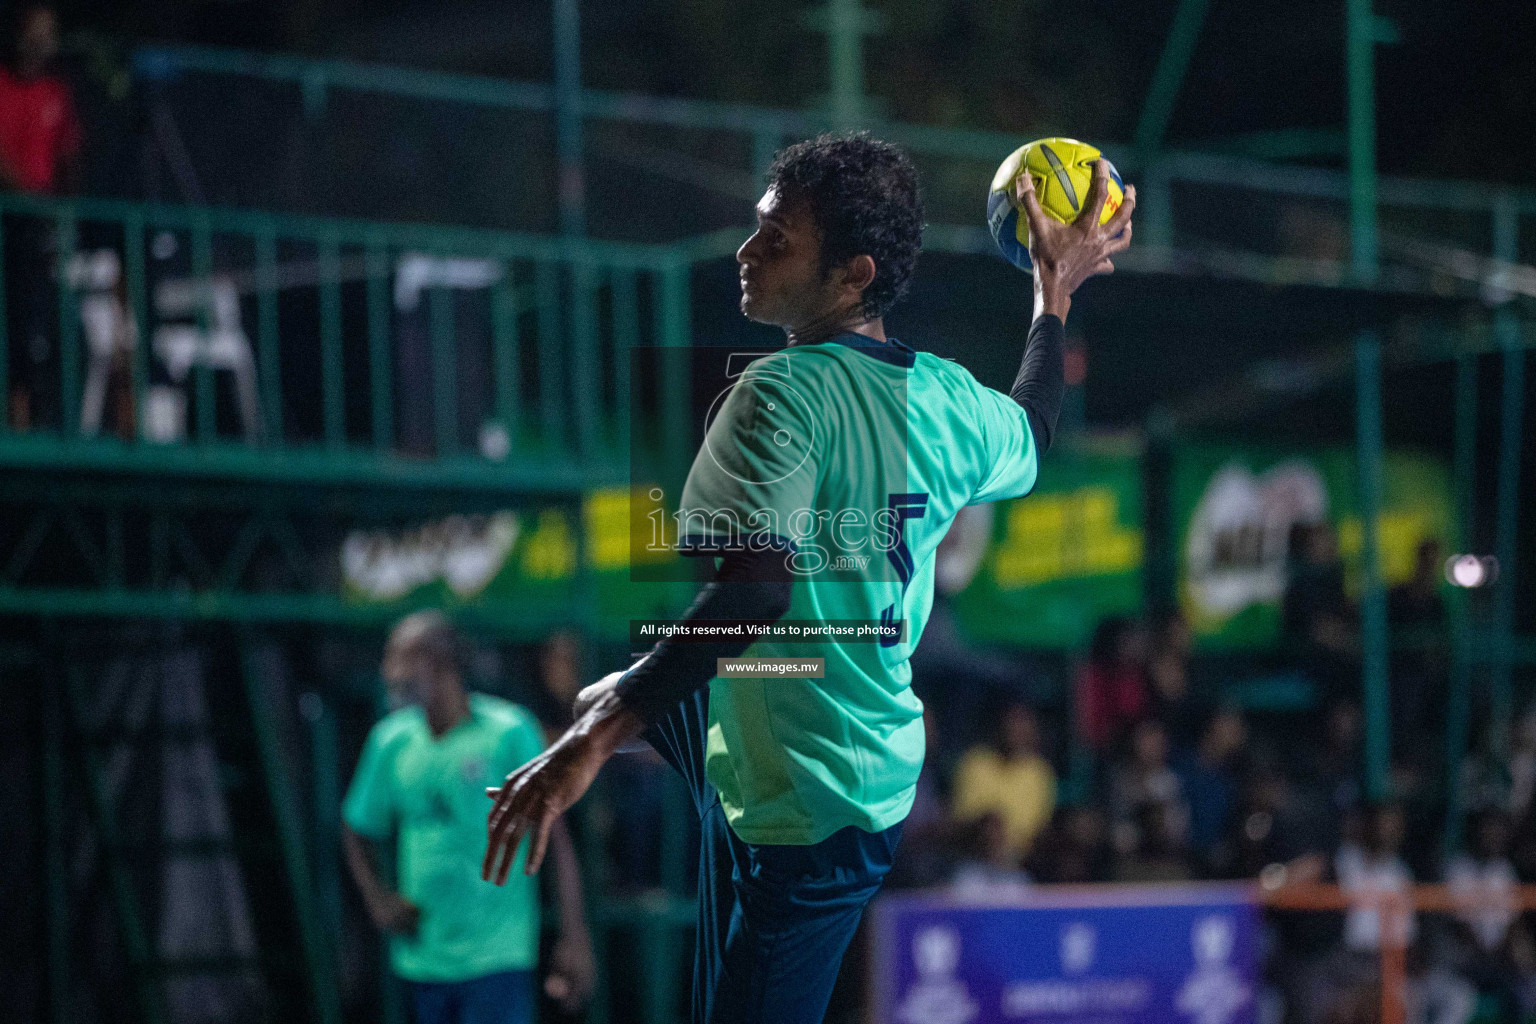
[880,492,929,649]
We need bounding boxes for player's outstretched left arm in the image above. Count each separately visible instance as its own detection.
[483,685,643,883]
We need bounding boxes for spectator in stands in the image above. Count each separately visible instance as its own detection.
[1282,522,1358,705]
[1460,721,1519,839]
[1389,538,1446,630]
[1390,538,1449,746]
[1296,804,1408,1024]
[0,3,76,193]
[952,700,1057,862]
[950,811,1031,896]
[1176,706,1247,861]
[1075,616,1149,754]
[1207,759,1327,881]
[534,631,584,734]
[1507,710,1536,826]
[1108,718,1187,853]
[1325,805,1476,1024]
[1025,804,1113,883]
[1146,609,1202,753]
[1505,925,1536,1022]
[1392,758,1442,879]
[1297,699,1365,827]
[1445,808,1526,1009]
[1337,804,1414,952]
[343,612,594,1024]
[1460,729,1536,891]
[0,2,79,430]
[1113,801,1193,883]
[1232,761,1334,1024]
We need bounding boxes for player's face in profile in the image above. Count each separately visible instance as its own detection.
[736,187,837,328]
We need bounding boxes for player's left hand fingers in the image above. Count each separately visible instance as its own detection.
[522,808,559,875]
[493,812,534,886]
[1103,183,1136,237]
[485,826,514,885]
[1077,159,1111,229]
[486,751,547,828]
[1014,172,1050,245]
[486,772,517,833]
[483,774,527,879]
[1103,221,1133,256]
[483,813,509,882]
[1091,258,1115,278]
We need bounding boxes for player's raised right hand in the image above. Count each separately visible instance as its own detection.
[1016,158,1135,322]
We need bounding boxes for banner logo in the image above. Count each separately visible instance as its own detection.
[897,927,978,1024]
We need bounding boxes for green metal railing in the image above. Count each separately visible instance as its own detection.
[0,190,699,489]
[131,43,1536,263]
[0,41,1527,495]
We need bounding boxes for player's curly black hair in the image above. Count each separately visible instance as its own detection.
[767,133,925,320]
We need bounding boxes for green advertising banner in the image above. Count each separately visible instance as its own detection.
[949,445,1144,650]
[1173,444,1455,650]
[340,486,695,638]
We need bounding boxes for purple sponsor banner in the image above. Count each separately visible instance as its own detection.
[870,883,1261,1024]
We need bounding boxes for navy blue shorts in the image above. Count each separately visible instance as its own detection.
[642,688,904,1024]
[407,968,534,1024]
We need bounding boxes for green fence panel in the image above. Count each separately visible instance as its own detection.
[610,267,637,457]
[190,215,215,442]
[429,283,457,457]
[319,235,345,449]
[365,240,393,451]
[123,213,148,437]
[55,212,79,435]
[255,225,281,443]
[535,260,564,452]
[570,261,598,457]
[490,262,520,442]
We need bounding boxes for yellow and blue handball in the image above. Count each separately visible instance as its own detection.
[987,137,1125,271]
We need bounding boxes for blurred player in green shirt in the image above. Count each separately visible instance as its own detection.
[343,612,593,1024]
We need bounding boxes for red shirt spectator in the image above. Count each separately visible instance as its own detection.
[1075,616,1150,752]
[0,5,77,194]
[1075,660,1147,750]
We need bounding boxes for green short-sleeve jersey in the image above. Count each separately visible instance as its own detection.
[342,693,546,982]
[677,334,1038,844]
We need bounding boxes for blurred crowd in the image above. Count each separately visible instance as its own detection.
[508,523,1534,1024]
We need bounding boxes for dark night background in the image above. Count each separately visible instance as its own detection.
[0,6,1533,1024]
[51,0,1536,186]
[39,0,1531,614]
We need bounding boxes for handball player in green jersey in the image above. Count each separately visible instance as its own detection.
[345,612,593,1024]
[485,134,1135,1024]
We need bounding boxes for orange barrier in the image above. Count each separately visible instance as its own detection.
[1260,881,1536,1024]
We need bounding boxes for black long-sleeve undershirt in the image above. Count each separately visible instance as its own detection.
[614,316,1064,726]
[1010,313,1065,456]
[1007,314,1069,454]
[613,543,794,727]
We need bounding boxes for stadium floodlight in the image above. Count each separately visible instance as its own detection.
[1445,554,1499,588]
